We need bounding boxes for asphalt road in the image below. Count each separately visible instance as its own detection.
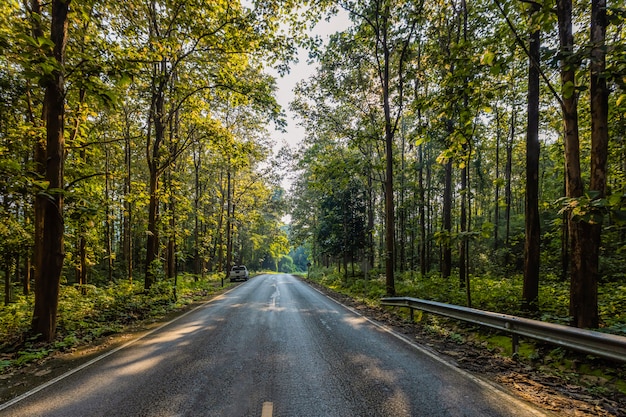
[0,274,546,417]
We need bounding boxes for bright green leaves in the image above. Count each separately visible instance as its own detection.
[556,190,626,226]
[480,49,496,66]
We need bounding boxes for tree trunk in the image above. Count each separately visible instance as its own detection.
[193,145,201,277]
[418,144,426,277]
[556,0,598,328]
[381,5,396,296]
[523,9,541,311]
[145,170,160,289]
[399,129,406,273]
[505,112,514,245]
[494,108,501,251]
[144,59,167,290]
[32,0,70,342]
[4,257,11,306]
[123,122,133,282]
[104,148,113,283]
[582,0,608,328]
[23,254,31,296]
[460,165,467,289]
[225,169,233,273]
[442,159,452,279]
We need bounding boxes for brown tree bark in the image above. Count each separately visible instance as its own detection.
[123,116,133,282]
[556,0,599,328]
[32,0,70,341]
[418,144,426,277]
[579,0,608,328]
[523,5,541,311]
[442,159,452,279]
[381,4,396,296]
[144,58,167,290]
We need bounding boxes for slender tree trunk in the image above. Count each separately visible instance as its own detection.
[494,108,501,251]
[105,148,113,283]
[145,170,160,289]
[214,170,226,273]
[426,145,433,270]
[582,0,608,328]
[167,172,176,280]
[505,112,514,245]
[145,59,167,290]
[399,128,406,273]
[32,0,70,341]
[193,146,201,277]
[419,144,426,277]
[4,256,11,306]
[123,123,133,282]
[381,5,396,296]
[557,0,598,328]
[442,159,452,279]
[523,8,541,310]
[460,165,467,289]
[23,251,31,296]
[225,169,233,273]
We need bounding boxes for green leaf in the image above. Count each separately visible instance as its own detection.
[480,50,495,66]
[562,81,576,99]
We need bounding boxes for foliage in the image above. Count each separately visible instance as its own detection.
[305,267,626,336]
[0,274,229,371]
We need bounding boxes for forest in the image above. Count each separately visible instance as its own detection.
[0,0,625,351]
[288,0,626,332]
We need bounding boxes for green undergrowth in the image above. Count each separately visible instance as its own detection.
[0,273,231,372]
[305,267,626,396]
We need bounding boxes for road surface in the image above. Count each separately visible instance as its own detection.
[0,274,546,416]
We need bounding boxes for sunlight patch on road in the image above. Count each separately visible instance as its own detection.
[343,315,368,328]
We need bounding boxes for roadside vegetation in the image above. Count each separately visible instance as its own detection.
[303,267,626,399]
[0,274,231,372]
[307,266,626,335]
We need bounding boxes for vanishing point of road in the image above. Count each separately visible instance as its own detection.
[0,274,547,417]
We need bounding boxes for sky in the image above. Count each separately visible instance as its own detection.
[270,10,352,158]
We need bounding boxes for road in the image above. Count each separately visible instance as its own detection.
[0,274,546,417]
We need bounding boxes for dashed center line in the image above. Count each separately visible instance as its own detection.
[261,401,273,417]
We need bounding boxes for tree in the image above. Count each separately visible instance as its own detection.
[556,0,610,328]
[522,2,541,311]
[31,0,70,341]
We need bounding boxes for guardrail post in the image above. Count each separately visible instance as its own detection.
[505,321,519,356]
[410,307,414,322]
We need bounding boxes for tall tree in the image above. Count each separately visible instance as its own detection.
[557,0,606,328]
[31,0,70,341]
[584,0,608,327]
[342,0,420,295]
[522,2,541,311]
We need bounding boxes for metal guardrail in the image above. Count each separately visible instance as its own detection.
[380,297,626,363]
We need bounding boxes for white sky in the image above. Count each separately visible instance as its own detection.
[270,10,352,152]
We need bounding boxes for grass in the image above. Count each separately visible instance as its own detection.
[0,273,231,372]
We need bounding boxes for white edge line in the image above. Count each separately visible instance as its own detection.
[304,280,550,417]
[0,286,239,411]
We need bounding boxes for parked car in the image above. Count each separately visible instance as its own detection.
[228,265,249,282]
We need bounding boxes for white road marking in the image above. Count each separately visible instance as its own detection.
[261,401,273,417]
